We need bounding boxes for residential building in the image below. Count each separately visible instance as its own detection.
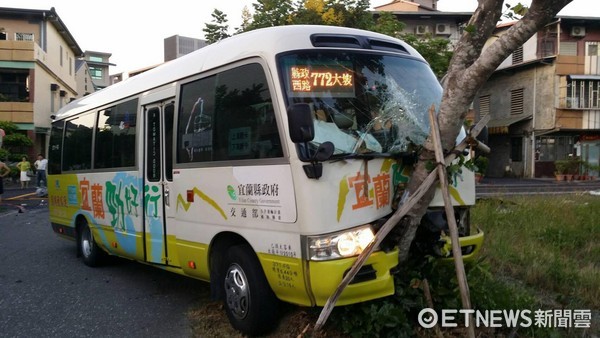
[474,16,600,178]
[74,59,95,98]
[108,64,159,85]
[373,0,472,46]
[83,50,114,90]
[163,35,207,62]
[109,72,124,85]
[0,7,83,158]
[375,0,439,11]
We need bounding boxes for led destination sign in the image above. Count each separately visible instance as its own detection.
[288,64,355,97]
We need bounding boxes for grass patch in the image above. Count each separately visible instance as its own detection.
[472,194,600,310]
[189,194,599,337]
[329,194,599,337]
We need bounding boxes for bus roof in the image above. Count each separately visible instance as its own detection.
[54,25,423,120]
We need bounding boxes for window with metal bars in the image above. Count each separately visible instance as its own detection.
[539,39,556,58]
[587,42,599,56]
[567,80,600,109]
[510,88,524,115]
[536,136,575,161]
[15,32,34,41]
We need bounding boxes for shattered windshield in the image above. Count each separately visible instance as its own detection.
[279,51,442,155]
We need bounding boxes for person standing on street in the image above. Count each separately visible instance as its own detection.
[34,154,48,188]
[0,160,10,203]
[16,156,31,189]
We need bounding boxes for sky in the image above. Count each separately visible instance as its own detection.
[1,0,594,75]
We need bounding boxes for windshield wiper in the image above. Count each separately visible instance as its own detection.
[330,151,397,161]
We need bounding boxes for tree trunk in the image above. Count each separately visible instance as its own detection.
[397,0,572,263]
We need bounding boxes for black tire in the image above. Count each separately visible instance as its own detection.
[78,220,106,267]
[222,244,279,336]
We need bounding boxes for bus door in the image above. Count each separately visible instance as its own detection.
[143,100,175,265]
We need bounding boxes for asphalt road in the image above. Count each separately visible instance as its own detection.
[0,206,210,338]
[1,178,599,337]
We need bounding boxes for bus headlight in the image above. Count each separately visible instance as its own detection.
[306,226,375,261]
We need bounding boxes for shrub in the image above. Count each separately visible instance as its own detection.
[554,160,569,174]
[329,254,556,337]
[0,148,8,161]
[474,156,489,175]
[0,120,33,162]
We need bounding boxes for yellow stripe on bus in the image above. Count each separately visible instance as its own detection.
[176,188,227,220]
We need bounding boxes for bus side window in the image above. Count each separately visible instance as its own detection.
[95,99,138,169]
[178,75,217,163]
[253,102,281,158]
[177,63,282,164]
[63,112,95,171]
[49,120,65,175]
[214,63,282,161]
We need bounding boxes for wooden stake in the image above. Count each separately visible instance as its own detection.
[423,279,444,338]
[428,105,475,338]
[313,114,490,331]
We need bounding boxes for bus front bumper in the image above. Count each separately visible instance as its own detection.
[308,248,399,306]
[441,228,485,262]
[306,229,484,306]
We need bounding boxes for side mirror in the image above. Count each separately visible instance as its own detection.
[313,141,334,162]
[287,103,314,143]
[302,142,334,179]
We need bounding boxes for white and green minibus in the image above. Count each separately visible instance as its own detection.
[48,25,483,335]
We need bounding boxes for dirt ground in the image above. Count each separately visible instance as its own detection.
[187,302,504,338]
[188,301,345,337]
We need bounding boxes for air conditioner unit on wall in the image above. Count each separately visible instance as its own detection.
[435,24,451,35]
[571,26,586,37]
[415,25,429,35]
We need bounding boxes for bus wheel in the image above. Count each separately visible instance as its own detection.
[222,244,279,335]
[78,221,105,267]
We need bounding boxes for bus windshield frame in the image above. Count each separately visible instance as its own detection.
[279,51,443,157]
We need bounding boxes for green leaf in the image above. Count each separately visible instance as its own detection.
[464,24,476,34]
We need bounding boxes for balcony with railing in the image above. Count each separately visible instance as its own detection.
[0,101,34,123]
[0,40,35,62]
[560,78,600,110]
[0,40,34,122]
[559,96,600,109]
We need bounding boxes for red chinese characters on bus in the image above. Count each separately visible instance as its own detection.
[92,183,105,219]
[347,171,390,210]
[79,177,105,220]
[348,172,373,210]
[372,173,390,209]
[80,178,91,211]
